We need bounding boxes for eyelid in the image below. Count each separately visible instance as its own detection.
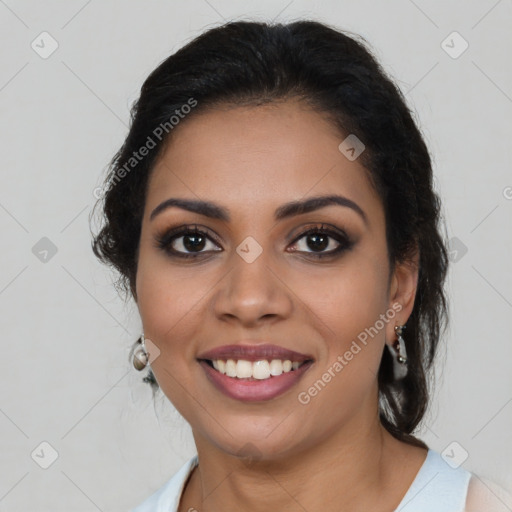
[154,222,353,258]
[287,222,349,244]
[287,223,352,254]
[155,224,222,242]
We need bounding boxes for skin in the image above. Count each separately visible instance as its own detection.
[135,98,427,511]
[465,476,512,511]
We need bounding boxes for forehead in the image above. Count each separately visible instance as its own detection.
[146,99,381,222]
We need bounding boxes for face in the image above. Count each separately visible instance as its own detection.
[135,99,415,461]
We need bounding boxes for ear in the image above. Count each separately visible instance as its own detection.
[385,247,419,346]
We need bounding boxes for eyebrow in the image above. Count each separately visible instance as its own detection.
[149,194,367,224]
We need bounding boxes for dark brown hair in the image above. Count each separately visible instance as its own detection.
[92,20,449,449]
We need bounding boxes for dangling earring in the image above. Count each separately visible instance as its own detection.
[386,324,408,380]
[132,334,148,371]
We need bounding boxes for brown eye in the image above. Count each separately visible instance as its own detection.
[155,225,222,258]
[299,232,332,252]
[289,225,353,258]
[174,232,209,253]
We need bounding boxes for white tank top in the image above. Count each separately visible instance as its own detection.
[131,448,471,511]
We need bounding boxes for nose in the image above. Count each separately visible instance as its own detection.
[212,247,293,328]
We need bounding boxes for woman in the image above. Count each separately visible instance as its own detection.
[92,19,510,512]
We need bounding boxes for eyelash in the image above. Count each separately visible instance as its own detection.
[154,223,354,260]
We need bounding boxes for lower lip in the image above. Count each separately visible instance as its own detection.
[199,360,313,402]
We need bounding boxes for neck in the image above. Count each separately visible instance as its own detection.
[182,409,425,512]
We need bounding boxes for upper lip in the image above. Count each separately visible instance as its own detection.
[197,343,313,362]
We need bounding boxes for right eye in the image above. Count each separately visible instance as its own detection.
[154,225,223,259]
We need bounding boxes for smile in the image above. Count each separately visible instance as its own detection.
[198,360,315,402]
[197,342,314,402]
[205,358,308,380]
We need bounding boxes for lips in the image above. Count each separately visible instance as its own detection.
[197,342,314,402]
[197,343,313,363]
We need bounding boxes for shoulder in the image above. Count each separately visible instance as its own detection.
[396,448,472,511]
[130,455,199,512]
[397,448,512,512]
[464,474,512,512]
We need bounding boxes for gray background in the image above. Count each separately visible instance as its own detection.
[1,1,511,510]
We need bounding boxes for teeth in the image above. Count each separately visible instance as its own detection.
[236,359,253,378]
[209,358,306,379]
[225,359,237,377]
[253,360,270,380]
[269,359,283,376]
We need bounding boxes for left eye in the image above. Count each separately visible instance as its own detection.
[289,227,352,256]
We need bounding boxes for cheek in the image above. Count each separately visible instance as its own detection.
[135,240,209,337]
[134,250,204,384]
[296,255,390,340]
[292,253,390,395]
[135,266,202,417]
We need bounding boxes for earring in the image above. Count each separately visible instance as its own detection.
[132,334,148,371]
[386,325,408,380]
